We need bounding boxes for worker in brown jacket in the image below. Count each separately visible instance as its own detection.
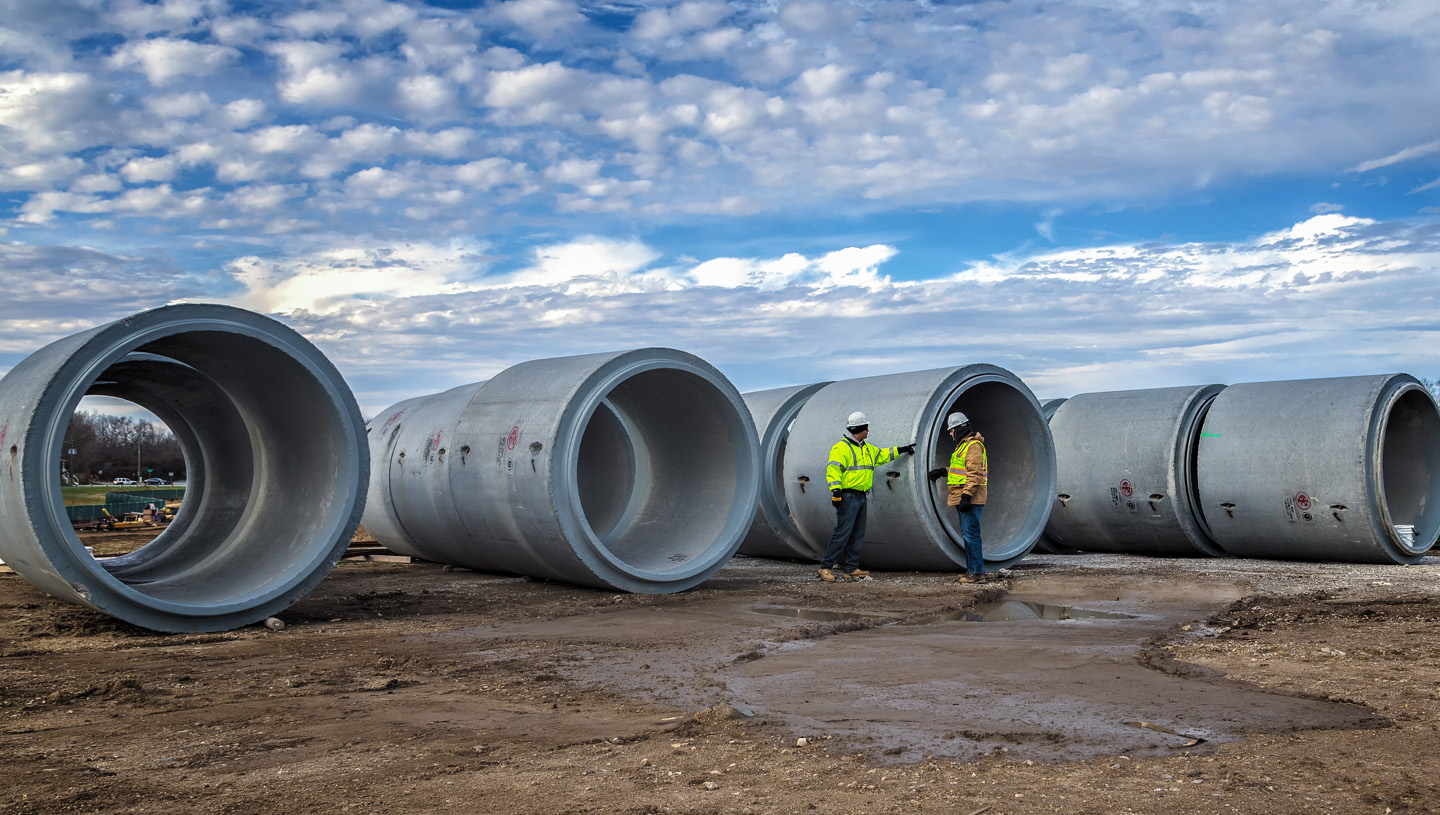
[927,412,989,582]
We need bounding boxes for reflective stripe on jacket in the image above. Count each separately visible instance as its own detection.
[946,433,988,506]
[825,438,898,493]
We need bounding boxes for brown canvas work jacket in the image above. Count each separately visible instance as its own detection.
[946,432,988,506]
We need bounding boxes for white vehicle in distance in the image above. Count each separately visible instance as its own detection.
[112,478,136,485]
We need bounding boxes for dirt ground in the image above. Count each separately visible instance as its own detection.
[3,540,1440,815]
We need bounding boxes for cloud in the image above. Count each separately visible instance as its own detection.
[631,1,733,41]
[492,0,584,39]
[109,38,240,85]
[222,238,493,314]
[0,71,115,156]
[0,243,206,353]
[1347,140,1440,174]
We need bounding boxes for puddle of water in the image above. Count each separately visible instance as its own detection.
[902,601,1137,624]
[752,606,898,622]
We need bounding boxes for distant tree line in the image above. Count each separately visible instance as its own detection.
[1424,378,1440,401]
[62,411,185,484]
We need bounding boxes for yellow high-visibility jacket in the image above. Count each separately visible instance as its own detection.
[826,437,899,493]
[947,433,988,506]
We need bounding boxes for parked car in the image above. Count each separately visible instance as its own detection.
[143,477,167,486]
[112,478,136,485]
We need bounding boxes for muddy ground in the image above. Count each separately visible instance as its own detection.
[3,541,1440,815]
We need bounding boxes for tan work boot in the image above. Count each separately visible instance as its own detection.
[955,573,984,584]
[846,568,871,579]
[817,568,837,582]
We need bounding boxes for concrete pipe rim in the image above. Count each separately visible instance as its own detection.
[919,368,1057,567]
[1371,377,1440,559]
[20,306,367,629]
[555,349,760,590]
[1175,384,1229,558]
[757,384,829,558]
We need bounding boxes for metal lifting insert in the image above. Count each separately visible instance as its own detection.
[740,383,831,560]
[363,348,760,593]
[0,305,369,632]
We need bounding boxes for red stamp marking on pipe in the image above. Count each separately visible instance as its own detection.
[1295,491,1311,511]
[507,426,519,451]
[1118,478,1133,498]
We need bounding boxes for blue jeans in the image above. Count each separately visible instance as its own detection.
[957,503,985,574]
[821,491,867,572]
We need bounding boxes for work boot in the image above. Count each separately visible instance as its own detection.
[817,568,837,582]
[955,573,984,584]
[845,568,871,579]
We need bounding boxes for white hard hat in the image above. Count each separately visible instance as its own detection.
[846,411,870,428]
[946,412,969,431]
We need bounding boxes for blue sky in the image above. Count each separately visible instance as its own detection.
[2,0,1438,419]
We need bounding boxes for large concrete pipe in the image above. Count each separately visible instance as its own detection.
[1196,374,1440,564]
[1044,385,1226,557]
[0,305,369,632]
[782,365,1055,570]
[363,349,760,592]
[739,383,830,560]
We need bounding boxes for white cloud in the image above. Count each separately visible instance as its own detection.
[397,74,457,114]
[0,71,113,156]
[109,38,240,85]
[1348,140,1440,174]
[223,239,491,314]
[632,1,732,41]
[120,155,180,183]
[492,0,584,39]
[144,91,212,118]
[0,157,86,191]
[214,98,269,129]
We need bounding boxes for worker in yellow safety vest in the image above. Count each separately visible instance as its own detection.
[818,411,916,582]
[928,411,990,582]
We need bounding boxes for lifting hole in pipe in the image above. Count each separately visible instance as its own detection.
[574,368,743,573]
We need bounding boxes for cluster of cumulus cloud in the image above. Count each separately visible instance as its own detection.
[3,0,1439,231]
[6,211,1433,414]
[1,0,1438,411]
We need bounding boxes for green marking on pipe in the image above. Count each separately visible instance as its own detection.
[1200,433,1221,437]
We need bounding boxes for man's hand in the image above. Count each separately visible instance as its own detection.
[832,490,843,504]
[927,468,946,482]
[958,494,973,513]
[897,443,915,455]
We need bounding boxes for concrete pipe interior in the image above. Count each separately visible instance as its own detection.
[0,306,367,631]
[572,367,745,573]
[1379,387,1440,548]
[925,378,1049,564]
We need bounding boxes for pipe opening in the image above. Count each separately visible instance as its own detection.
[1379,388,1440,549]
[929,379,1048,562]
[62,393,186,558]
[577,400,640,543]
[60,332,352,606]
[576,368,743,572]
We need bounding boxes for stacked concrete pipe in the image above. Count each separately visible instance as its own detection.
[0,305,369,632]
[362,348,760,592]
[1043,385,1226,557]
[782,365,1055,570]
[739,383,831,560]
[1195,374,1439,564]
